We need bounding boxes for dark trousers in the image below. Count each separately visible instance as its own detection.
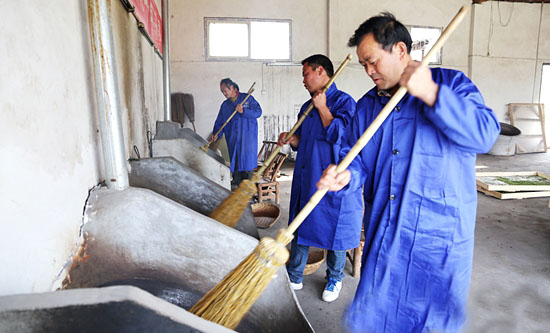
[232,170,253,187]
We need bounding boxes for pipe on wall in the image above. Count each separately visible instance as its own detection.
[88,0,129,190]
[163,0,171,121]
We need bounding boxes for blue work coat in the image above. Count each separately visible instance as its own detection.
[341,68,500,332]
[213,93,262,172]
[290,84,363,251]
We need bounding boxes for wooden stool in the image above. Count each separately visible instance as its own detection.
[257,140,278,167]
[257,179,280,203]
[346,227,365,278]
[256,152,287,204]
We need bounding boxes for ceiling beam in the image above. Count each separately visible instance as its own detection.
[473,0,550,3]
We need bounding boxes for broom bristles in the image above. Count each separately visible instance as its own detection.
[209,177,258,227]
[189,230,292,329]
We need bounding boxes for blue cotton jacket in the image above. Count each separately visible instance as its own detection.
[213,93,262,172]
[290,84,363,251]
[341,68,500,332]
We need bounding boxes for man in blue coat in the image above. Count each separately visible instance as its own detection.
[278,54,363,302]
[211,78,262,188]
[317,13,500,332]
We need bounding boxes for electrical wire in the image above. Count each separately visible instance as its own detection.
[497,1,514,27]
[486,1,494,56]
[532,2,544,102]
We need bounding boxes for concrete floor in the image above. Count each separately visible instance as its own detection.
[257,152,550,332]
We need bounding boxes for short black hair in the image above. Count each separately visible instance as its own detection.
[348,12,412,54]
[301,54,334,77]
[220,78,239,91]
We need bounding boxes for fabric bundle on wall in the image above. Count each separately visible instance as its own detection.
[171,93,196,132]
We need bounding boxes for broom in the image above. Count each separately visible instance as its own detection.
[200,82,256,152]
[190,5,470,329]
[209,53,354,227]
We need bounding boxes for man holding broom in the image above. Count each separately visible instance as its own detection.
[317,13,500,331]
[210,78,262,189]
[278,54,363,302]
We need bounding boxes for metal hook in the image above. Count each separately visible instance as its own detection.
[133,145,141,160]
[147,130,153,157]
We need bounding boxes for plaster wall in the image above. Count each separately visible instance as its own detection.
[0,0,163,296]
[110,0,164,160]
[470,2,549,133]
[171,0,549,147]
[328,0,472,100]
[169,0,473,140]
[169,0,328,139]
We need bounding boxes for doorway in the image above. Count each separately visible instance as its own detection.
[540,64,549,146]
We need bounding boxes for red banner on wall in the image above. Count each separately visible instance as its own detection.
[148,0,162,54]
[127,0,163,55]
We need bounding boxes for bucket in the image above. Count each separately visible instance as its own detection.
[487,122,521,156]
[304,248,326,275]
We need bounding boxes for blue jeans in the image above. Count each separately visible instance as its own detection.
[286,237,346,284]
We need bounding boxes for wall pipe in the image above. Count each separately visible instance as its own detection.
[88,0,129,190]
[163,0,171,121]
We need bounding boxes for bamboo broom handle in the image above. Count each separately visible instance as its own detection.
[253,54,353,179]
[212,84,256,139]
[202,82,256,150]
[286,5,470,236]
[282,53,353,143]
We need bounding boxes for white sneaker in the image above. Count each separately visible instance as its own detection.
[322,278,342,302]
[290,281,303,290]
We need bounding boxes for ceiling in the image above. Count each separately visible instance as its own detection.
[473,0,549,3]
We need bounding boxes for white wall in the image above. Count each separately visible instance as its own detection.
[170,0,473,139]
[170,0,328,140]
[329,0,471,99]
[471,2,550,127]
[0,0,163,296]
[170,0,549,145]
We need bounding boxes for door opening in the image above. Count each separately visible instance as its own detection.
[540,64,549,146]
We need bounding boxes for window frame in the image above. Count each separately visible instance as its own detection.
[407,25,443,65]
[204,17,292,62]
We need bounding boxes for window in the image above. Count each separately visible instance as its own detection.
[408,25,442,65]
[205,18,291,61]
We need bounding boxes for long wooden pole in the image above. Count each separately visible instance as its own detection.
[201,82,256,152]
[190,6,470,329]
[253,54,354,179]
[208,54,354,226]
[286,5,470,235]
